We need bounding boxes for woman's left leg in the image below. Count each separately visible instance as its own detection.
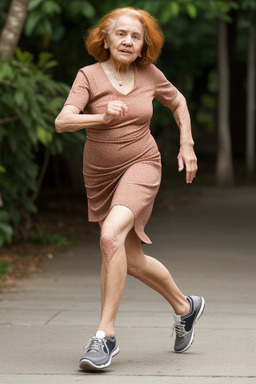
[125,229,190,315]
[125,229,205,353]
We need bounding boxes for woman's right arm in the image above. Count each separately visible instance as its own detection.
[55,102,128,133]
[55,105,105,133]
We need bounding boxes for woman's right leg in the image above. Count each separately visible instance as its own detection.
[97,205,134,337]
[125,229,190,315]
[79,206,134,371]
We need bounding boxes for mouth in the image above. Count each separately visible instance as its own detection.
[119,49,132,54]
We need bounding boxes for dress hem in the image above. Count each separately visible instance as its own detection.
[88,204,152,245]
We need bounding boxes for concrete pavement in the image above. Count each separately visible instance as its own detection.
[0,186,256,383]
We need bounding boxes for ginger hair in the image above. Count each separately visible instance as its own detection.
[85,7,164,66]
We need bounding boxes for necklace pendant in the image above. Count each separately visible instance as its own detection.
[119,80,123,86]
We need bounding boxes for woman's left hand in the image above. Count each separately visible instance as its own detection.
[177,144,198,184]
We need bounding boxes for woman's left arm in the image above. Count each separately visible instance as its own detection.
[151,65,197,184]
[172,92,198,184]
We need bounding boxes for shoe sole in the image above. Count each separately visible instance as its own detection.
[79,346,120,371]
[175,296,205,353]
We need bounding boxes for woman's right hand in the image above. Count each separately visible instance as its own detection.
[103,101,128,124]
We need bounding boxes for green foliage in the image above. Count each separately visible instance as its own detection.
[35,224,70,246]
[0,50,85,247]
[24,0,96,41]
[0,260,10,279]
[0,209,13,248]
[241,0,256,10]
[130,0,239,24]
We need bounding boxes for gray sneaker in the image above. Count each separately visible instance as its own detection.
[173,296,205,353]
[79,332,119,371]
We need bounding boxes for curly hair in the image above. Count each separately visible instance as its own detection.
[85,7,164,66]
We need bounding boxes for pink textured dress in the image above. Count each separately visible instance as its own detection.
[64,62,182,244]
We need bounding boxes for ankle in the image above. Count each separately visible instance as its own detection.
[174,297,191,316]
[97,327,115,339]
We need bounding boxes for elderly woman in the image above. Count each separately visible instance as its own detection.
[55,7,205,371]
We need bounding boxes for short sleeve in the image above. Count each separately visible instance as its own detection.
[151,65,180,111]
[64,69,90,112]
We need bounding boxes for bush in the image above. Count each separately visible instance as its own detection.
[0,259,10,279]
[0,49,84,247]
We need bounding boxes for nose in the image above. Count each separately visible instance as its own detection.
[123,34,132,46]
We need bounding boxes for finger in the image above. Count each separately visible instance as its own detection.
[120,103,128,116]
[110,103,128,117]
[177,155,184,172]
[186,171,194,184]
[107,108,121,117]
[111,101,128,110]
[186,163,198,184]
[108,105,125,114]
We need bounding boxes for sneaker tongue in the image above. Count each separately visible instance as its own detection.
[96,330,106,339]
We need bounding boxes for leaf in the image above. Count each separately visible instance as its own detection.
[186,4,198,19]
[24,12,42,36]
[28,0,44,11]
[80,2,95,18]
[38,51,53,68]
[0,222,13,239]
[14,90,25,106]
[0,165,6,173]
[36,125,53,146]
[170,2,180,18]
[15,48,34,64]
[68,1,95,18]
[42,1,61,15]
[0,62,15,80]
[22,199,37,214]
[229,1,239,10]
[45,96,65,111]
[42,18,52,36]
[160,2,180,25]
[43,60,59,70]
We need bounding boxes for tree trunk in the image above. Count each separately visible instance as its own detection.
[0,0,30,58]
[216,19,234,186]
[246,20,255,179]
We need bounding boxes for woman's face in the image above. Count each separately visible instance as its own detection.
[105,15,144,66]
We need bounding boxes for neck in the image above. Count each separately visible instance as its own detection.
[108,58,132,75]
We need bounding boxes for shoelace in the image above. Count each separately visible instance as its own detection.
[83,336,108,353]
[172,320,186,338]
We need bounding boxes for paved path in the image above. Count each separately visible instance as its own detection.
[0,186,256,384]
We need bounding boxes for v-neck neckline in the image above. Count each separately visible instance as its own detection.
[98,62,137,96]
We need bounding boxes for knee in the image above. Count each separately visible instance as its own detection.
[100,223,121,263]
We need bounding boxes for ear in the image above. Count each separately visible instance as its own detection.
[104,39,109,49]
